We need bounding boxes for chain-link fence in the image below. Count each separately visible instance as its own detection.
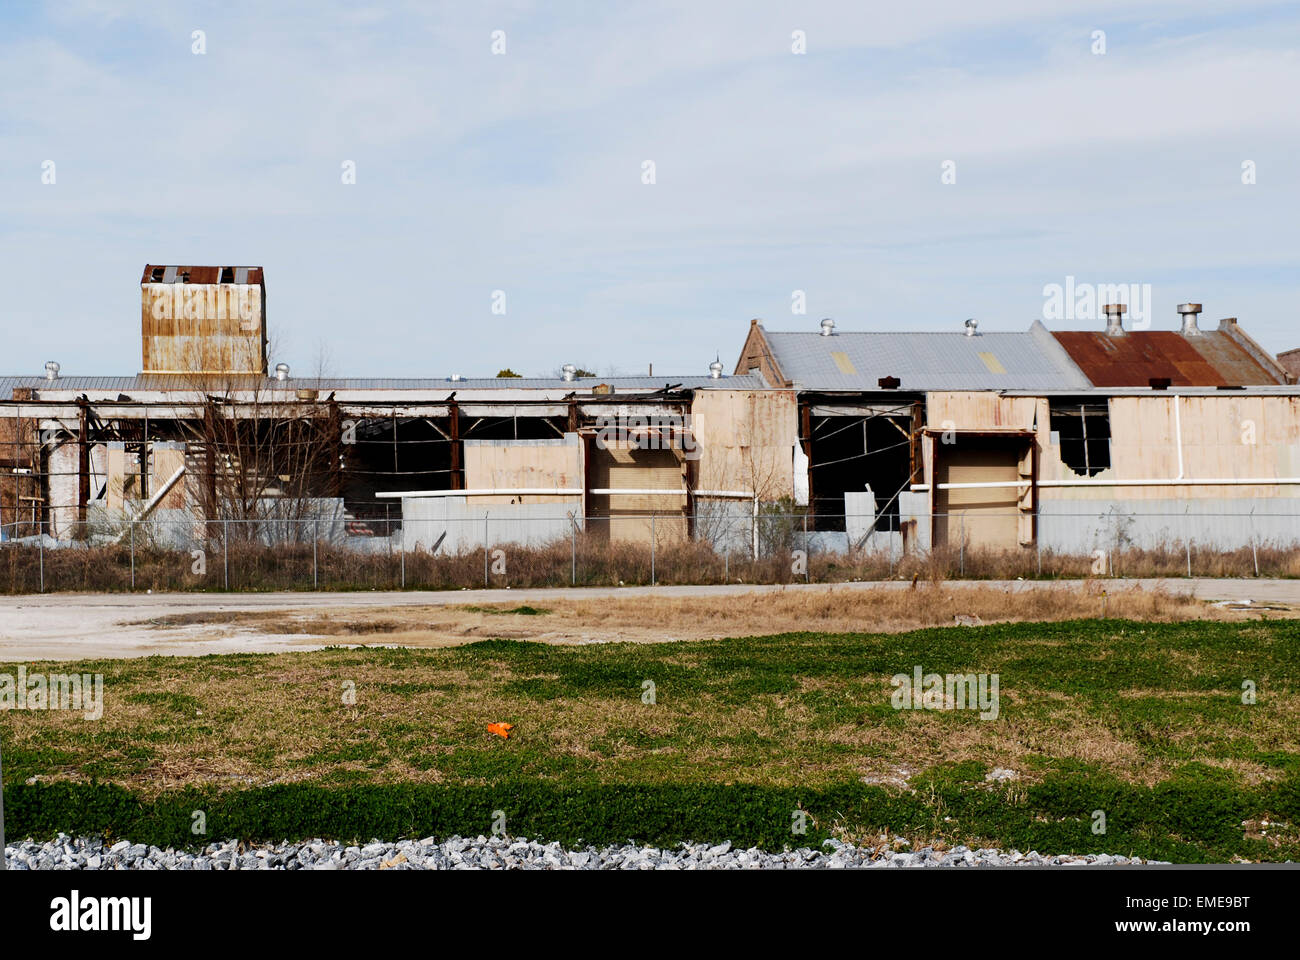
[3,507,1299,593]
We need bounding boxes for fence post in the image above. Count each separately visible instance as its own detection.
[400,526,406,589]
[483,513,489,587]
[0,732,6,871]
[130,521,135,591]
[38,532,44,593]
[959,513,965,576]
[1249,508,1259,577]
[651,513,656,586]
[570,515,576,586]
[803,512,810,582]
[313,518,319,590]
[223,519,229,590]
[1184,505,1192,578]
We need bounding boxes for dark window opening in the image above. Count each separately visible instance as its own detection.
[1049,400,1111,476]
[337,414,569,530]
[808,413,913,533]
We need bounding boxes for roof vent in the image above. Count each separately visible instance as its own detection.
[964,318,978,337]
[878,375,900,390]
[1103,303,1127,337]
[44,360,60,381]
[819,318,835,337]
[274,362,290,381]
[1177,303,1203,337]
[561,363,577,382]
[708,360,724,379]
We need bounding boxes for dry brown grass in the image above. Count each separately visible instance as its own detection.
[129,580,1245,649]
[6,530,1300,594]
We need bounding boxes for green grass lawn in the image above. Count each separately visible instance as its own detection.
[2,618,1298,860]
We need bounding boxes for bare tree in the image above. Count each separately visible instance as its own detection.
[177,336,339,545]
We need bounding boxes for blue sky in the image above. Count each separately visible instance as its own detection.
[2,0,1298,378]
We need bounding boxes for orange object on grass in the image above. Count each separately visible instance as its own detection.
[487,722,514,739]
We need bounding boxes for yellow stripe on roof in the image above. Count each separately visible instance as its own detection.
[830,351,856,374]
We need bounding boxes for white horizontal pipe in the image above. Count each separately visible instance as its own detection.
[378,488,755,500]
[912,477,1300,492]
[377,488,582,498]
[589,488,687,496]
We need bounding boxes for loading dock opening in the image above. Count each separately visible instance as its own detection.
[929,429,1036,551]
[804,400,917,532]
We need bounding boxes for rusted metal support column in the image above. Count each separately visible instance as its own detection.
[203,404,218,523]
[909,401,923,484]
[799,401,813,525]
[448,399,462,490]
[327,399,342,499]
[76,398,90,525]
[680,401,695,539]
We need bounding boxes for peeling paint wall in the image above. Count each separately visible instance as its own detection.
[691,389,798,499]
[463,436,583,506]
[1047,395,1300,500]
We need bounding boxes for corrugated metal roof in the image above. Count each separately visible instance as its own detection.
[1052,331,1283,387]
[140,265,265,284]
[0,373,770,399]
[760,321,1091,391]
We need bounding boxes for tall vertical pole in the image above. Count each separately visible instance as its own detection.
[1249,508,1259,577]
[223,519,229,590]
[803,512,809,582]
[0,733,6,871]
[651,513,656,586]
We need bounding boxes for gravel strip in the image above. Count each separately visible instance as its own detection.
[3,835,1168,869]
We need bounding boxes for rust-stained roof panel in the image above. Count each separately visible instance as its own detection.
[141,265,264,285]
[1187,332,1287,386]
[1051,331,1281,387]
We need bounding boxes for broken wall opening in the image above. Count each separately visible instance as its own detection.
[1049,399,1111,476]
[807,403,915,532]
